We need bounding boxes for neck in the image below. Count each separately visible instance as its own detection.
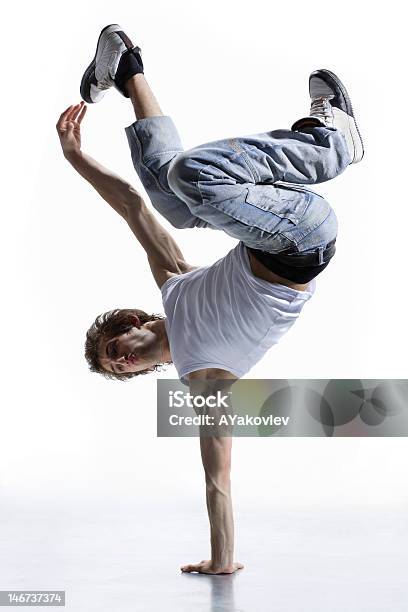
[147,318,172,364]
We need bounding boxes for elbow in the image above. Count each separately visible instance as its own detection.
[122,188,144,219]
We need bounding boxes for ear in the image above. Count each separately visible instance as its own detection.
[129,314,141,327]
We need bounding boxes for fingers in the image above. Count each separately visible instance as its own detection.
[181,562,205,573]
[56,104,74,129]
[181,561,244,574]
[56,102,86,129]
[58,104,73,120]
[181,561,217,574]
[67,102,84,122]
[77,103,87,124]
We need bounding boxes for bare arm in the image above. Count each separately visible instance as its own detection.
[181,369,243,575]
[56,103,195,288]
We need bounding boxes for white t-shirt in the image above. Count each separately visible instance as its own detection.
[161,242,315,384]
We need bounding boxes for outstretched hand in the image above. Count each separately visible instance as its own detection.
[56,102,87,159]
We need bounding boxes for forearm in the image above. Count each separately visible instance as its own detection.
[65,150,187,271]
[65,150,140,218]
[57,103,190,288]
[184,376,242,575]
[205,474,234,568]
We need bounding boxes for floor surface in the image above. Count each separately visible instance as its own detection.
[1,500,407,611]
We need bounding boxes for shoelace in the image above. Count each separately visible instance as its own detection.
[310,95,334,122]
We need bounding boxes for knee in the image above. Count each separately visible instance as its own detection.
[168,151,196,200]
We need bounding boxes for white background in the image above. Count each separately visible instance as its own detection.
[1,2,407,607]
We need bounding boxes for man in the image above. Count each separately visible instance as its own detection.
[56,24,363,574]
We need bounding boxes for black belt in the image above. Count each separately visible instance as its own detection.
[248,239,337,283]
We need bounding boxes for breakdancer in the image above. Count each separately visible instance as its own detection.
[56,24,363,573]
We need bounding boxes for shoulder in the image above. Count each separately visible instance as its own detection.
[187,369,238,397]
[166,262,200,279]
[187,368,238,382]
[155,262,200,289]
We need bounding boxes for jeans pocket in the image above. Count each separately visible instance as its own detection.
[245,184,310,225]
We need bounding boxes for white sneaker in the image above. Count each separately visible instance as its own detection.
[292,69,364,164]
[80,24,143,103]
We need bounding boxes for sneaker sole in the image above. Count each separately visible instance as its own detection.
[311,68,364,163]
[80,23,123,103]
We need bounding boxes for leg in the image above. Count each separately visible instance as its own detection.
[166,126,347,252]
[80,26,349,254]
[79,27,204,229]
[126,73,163,119]
[166,66,363,263]
[124,75,212,229]
[229,125,351,185]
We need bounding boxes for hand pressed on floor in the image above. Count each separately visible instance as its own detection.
[181,560,244,574]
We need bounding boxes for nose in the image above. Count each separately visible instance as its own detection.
[115,354,130,366]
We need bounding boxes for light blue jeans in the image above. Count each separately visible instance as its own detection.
[125,116,351,256]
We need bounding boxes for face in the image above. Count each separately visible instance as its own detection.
[98,317,162,375]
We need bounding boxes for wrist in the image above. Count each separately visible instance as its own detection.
[64,148,82,164]
[211,549,234,569]
[210,560,234,573]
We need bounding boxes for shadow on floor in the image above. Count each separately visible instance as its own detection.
[181,571,242,612]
